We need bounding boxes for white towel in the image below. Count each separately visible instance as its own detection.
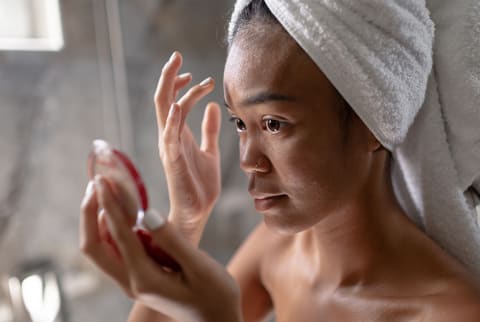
[426,0,480,193]
[230,0,434,150]
[229,0,480,280]
[391,73,480,281]
[394,0,480,280]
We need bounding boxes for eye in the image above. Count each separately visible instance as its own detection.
[229,117,246,133]
[264,119,283,134]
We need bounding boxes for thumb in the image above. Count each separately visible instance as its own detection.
[139,210,203,272]
[141,211,230,297]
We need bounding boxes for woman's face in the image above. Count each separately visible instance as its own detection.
[224,23,370,234]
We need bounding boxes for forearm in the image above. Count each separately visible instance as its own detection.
[127,302,176,322]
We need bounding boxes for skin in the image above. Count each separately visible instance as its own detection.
[80,20,480,322]
[224,22,480,321]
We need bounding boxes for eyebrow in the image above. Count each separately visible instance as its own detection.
[224,92,296,109]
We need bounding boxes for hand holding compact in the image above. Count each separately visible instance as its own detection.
[80,177,241,322]
[154,52,222,245]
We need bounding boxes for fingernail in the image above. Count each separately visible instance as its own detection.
[85,181,95,197]
[168,51,178,63]
[168,103,178,119]
[178,73,192,80]
[199,77,213,87]
[141,209,166,230]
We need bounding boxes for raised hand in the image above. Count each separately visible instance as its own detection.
[154,52,222,246]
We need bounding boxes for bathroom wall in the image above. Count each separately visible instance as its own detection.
[0,0,259,321]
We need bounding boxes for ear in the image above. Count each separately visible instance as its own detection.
[351,114,383,152]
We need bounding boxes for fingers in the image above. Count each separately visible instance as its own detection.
[95,177,178,277]
[94,178,201,276]
[200,102,221,154]
[176,77,215,129]
[80,181,100,252]
[161,103,201,211]
[80,181,131,293]
[106,177,139,226]
[162,103,182,162]
[89,176,226,310]
[98,210,122,260]
[94,176,190,298]
[154,52,184,129]
[94,176,150,271]
[173,73,193,101]
[159,76,216,161]
[161,104,198,211]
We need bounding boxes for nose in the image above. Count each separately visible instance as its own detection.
[239,135,270,174]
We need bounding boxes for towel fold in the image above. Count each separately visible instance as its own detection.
[426,0,480,193]
[391,73,480,281]
[229,0,480,280]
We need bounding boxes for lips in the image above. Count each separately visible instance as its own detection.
[250,193,288,212]
[248,175,288,211]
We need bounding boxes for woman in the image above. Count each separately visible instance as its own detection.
[80,1,480,321]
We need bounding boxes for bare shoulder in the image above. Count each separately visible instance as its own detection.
[227,222,290,322]
[425,278,480,321]
[232,221,284,255]
[228,221,290,277]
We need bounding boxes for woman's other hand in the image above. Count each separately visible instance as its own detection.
[80,177,241,322]
[154,52,222,246]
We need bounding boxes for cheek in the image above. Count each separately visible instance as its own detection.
[273,136,345,197]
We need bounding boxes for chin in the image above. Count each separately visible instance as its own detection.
[262,211,313,235]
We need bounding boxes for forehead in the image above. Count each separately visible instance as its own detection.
[225,27,303,90]
[224,25,338,104]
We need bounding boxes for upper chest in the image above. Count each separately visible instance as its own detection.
[258,244,440,322]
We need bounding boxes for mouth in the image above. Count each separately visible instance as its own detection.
[252,194,288,212]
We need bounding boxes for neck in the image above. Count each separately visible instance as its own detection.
[299,156,414,290]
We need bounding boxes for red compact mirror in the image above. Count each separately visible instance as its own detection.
[87,140,180,272]
[88,140,148,217]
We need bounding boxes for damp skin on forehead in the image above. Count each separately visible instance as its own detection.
[224,22,348,136]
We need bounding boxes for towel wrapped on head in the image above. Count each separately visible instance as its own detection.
[426,0,480,193]
[228,0,480,280]
[229,0,434,150]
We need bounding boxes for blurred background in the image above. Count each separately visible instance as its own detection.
[0,0,261,321]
